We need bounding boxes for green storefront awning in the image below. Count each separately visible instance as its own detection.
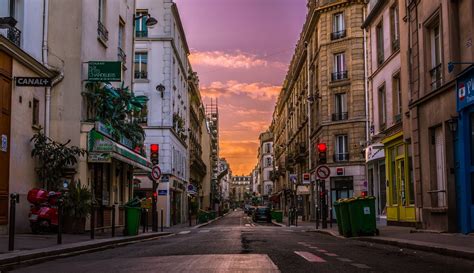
[88,130,151,172]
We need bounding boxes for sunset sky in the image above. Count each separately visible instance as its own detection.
[174,0,308,175]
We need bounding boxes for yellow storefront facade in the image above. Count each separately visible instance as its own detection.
[383,132,416,225]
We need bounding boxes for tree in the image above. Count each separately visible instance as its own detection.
[31,130,87,190]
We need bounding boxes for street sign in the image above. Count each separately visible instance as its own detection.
[303,173,310,184]
[151,165,162,181]
[289,174,297,184]
[15,77,51,87]
[158,190,168,196]
[87,61,122,82]
[316,165,330,180]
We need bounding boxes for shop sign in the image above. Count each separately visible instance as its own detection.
[457,67,474,111]
[296,185,310,195]
[161,175,170,183]
[15,77,51,87]
[289,174,297,184]
[95,122,133,149]
[336,167,345,176]
[88,61,122,82]
[302,173,310,184]
[158,190,168,196]
[88,152,111,163]
[187,184,197,195]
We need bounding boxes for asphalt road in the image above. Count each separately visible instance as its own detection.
[8,211,474,273]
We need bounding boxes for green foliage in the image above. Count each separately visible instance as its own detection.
[63,181,92,219]
[82,82,149,148]
[31,130,87,190]
[173,113,187,142]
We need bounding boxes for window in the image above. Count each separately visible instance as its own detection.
[390,4,400,51]
[98,0,105,23]
[97,0,108,42]
[266,157,272,167]
[333,93,348,121]
[134,52,148,79]
[32,98,39,126]
[376,21,384,65]
[118,20,126,63]
[335,135,348,161]
[431,126,446,207]
[332,53,347,81]
[265,143,271,153]
[430,21,443,89]
[0,0,14,17]
[392,73,402,123]
[331,12,346,40]
[135,11,149,37]
[378,84,386,130]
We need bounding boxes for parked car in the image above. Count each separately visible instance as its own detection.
[246,206,256,216]
[252,206,271,223]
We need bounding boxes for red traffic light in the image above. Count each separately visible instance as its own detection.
[153,191,158,198]
[150,144,159,153]
[317,143,327,152]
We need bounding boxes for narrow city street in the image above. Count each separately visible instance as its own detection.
[8,211,474,273]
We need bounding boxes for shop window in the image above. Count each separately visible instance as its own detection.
[408,144,415,205]
[390,147,398,205]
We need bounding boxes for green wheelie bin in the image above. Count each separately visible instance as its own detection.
[271,210,283,223]
[338,199,352,237]
[348,196,377,237]
[125,207,141,236]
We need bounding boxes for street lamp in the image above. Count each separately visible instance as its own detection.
[447,117,458,132]
[156,83,165,98]
[135,13,158,27]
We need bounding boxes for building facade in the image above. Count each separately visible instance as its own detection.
[231,175,251,207]
[258,131,274,200]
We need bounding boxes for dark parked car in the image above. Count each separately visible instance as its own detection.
[252,206,271,223]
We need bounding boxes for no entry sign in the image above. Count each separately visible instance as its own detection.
[316,165,330,180]
[151,165,162,181]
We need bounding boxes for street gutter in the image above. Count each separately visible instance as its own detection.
[0,232,172,269]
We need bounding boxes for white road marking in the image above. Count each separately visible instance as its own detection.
[198,230,210,233]
[294,251,327,263]
[337,258,352,262]
[178,231,191,234]
[323,253,338,257]
[352,263,371,269]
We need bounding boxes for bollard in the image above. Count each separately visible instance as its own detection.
[90,203,95,239]
[316,206,319,229]
[189,210,192,227]
[112,204,116,237]
[57,197,63,244]
[142,208,146,234]
[8,193,19,251]
[160,209,163,232]
[329,207,333,228]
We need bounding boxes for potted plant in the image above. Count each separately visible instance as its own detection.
[63,181,93,234]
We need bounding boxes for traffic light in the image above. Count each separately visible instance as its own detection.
[150,144,159,165]
[317,143,327,164]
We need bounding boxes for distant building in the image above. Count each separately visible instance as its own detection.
[231,175,251,206]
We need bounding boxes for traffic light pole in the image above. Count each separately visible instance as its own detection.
[152,179,158,232]
[321,179,327,229]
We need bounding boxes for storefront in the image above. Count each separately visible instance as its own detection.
[383,132,416,225]
[455,66,474,234]
[365,143,386,216]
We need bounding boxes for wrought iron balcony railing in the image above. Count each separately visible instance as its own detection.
[135,30,148,38]
[118,47,126,63]
[392,38,400,52]
[134,71,148,79]
[97,20,109,42]
[430,63,443,90]
[332,112,348,121]
[334,153,349,162]
[0,17,21,47]
[331,29,346,40]
[331,70,348,81]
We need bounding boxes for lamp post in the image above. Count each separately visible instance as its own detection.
[134,13,158,27]
[156,84,165,98]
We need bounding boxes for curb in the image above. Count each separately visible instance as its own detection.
[309,229,345,239]
[354,237,474,260]
[192,211,231,229]
[0,232,172,269]
[271,220,286,227]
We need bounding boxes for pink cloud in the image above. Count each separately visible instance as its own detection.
[201,80,281,101]
[189,50,286,70]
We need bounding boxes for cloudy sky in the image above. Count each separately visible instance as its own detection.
[174,0,308,175]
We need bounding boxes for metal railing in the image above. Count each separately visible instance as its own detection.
[332,112,348,121]
[392,38,400,52]
[83,94,97,122]
[331,70,348,81]
[134,71,148,79]
[331,29,346,40]
[377,50,384,65]
[0,17,21,47]
[135,30,148,38]
[97,20,109,42]
[430,63,443,90]
[334,153,349,162]
[117,47,126,63]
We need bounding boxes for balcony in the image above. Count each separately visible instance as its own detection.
[134,71,148,79]
[332,112,348,121]
[331,71,348,81]
[118,47,126,63]
[135,30,148,38]
[334,153,349,162]
[0,17,21,47]
[331,29,346,40]
[430,63,443,90]
[377,51,384,65]
[392,38,400,52]
[83,93,98,122]
[97,20,109,42]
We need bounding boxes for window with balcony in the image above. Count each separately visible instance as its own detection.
[333,93,348,121]
[97,0,108,42]
[266,157,272,168]
[118,20,126,63]
[335,135,349,162]
[135,11,149,38]
[378,84,387,130]
[429,21,443,90]
[331,12,346,40]
[390,4,400,52]
[376,21,384,65]
[392,73,402,123]
[134,52,148,79]
[332,53,347,81]
[0,0,21,46]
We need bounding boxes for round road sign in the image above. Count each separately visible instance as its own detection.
[151,165,162,181]
[316,165,330,180]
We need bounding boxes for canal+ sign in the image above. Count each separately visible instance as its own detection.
[15,77,51,87]
[457,67,474,111]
